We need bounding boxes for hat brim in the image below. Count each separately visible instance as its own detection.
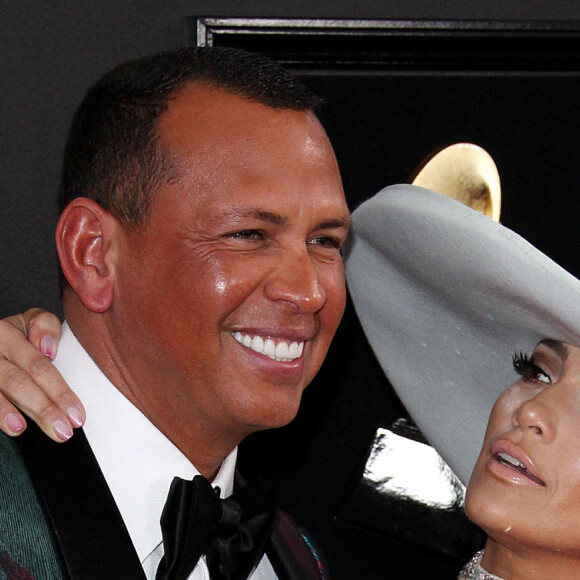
[344,184,580,484]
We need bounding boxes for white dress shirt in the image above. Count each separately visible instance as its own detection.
[53,322,277,580]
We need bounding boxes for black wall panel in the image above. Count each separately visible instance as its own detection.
[2,3,580,578]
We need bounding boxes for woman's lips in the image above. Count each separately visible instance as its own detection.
[487,439,546,487]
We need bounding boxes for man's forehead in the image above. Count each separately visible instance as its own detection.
[161,81,294,122]
[158,82,321,144]
[151,81,347,225]
[156,94,336,175]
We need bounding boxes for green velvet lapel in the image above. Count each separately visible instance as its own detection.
[14,425,145,580]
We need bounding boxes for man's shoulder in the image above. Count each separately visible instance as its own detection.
[0,434,67,580]
[0,432,41,518]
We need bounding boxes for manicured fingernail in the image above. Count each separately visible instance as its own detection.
[53,420,73,441]
[6,414,25,434]
[40,335,57,360]
[67,406,85,427]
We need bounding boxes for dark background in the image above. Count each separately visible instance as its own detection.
[3,2,580,317]
[2,2,580,578]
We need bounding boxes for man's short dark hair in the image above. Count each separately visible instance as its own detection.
[59,47,322,226]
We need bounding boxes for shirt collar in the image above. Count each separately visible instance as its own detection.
[53,322,237,563]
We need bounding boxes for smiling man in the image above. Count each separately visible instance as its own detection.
[0,47,349,579]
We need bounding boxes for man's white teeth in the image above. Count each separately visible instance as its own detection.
[232,332,304,362]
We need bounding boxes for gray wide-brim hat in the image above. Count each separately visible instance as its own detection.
[344,184,580,484]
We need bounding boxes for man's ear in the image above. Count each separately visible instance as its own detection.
[55,198,120,313]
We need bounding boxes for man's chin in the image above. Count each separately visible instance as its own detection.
[239,401,303,435]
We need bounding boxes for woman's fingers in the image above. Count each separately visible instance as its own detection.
[0,311,85,441]
[18,308,62,359]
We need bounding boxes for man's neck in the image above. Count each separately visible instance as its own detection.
[64,304,243,480]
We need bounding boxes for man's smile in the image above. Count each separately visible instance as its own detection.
[232,332,305,362]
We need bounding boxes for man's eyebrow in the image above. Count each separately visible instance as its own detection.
[218,208,288,225]
[314,217,351,231]
[217,210,351,230]
[539,339,569,361]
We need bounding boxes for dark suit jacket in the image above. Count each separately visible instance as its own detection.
[0,425,325,580]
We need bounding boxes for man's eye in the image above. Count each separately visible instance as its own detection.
[512,352,552,384]
[228,230,263,241]
[308,236,342,250]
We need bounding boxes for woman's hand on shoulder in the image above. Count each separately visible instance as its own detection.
[0,309,85,442]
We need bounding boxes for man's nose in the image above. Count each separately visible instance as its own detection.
[512,390,557,443]
[264,249,326,313]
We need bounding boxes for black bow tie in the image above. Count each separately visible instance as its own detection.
[156,474,276,580]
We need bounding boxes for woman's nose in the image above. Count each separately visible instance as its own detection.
[512,391,557,443]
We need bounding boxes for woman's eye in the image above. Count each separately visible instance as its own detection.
[512,352,552,384]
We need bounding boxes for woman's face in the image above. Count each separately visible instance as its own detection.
[466,340,580,555]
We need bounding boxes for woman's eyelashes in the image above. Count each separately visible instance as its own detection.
[512,351,552,384]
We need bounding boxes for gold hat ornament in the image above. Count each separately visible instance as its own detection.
[410,143,501,222]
